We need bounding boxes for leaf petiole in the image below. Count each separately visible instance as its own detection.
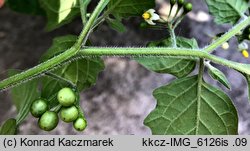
[45,72,77,89]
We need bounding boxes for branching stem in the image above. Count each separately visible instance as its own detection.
[168,24,177,47]
[0,3,250,92]
[77,47,250,75]
[204,17,250,52]
[79,0,91,25]
[0,0,110,91]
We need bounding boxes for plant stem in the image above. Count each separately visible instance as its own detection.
[173,6,181,22]
[204,17,250,53]
[196,59,204,134]
[168,24,177,47]
[74,0,110,49]
[51,104,62,113]
[76,105,85,118]
[92,17,105,30]
[173,15,185,29]
[1,16,250,91]
[77,47,250,75]
[79,0,91,25]
[1,46,250,92]
[0,0,110,91]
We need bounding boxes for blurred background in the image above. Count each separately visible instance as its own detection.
[0,0,250,135]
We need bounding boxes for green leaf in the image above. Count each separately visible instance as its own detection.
[207,64,231,89]
[205,0,248,24]
[40,35,77,62]
[39,0,80,31]
[0,118,17,135]
[108,0,155,19]
[6,0,45,15]
[135,37,197,78]
[144,76,238,135]
[106,17,126,33]
[42,59,104,94]
[9,70,40,125]
[41,35,104,104]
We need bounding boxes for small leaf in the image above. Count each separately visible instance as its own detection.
[207,64,231,89]
[108,0,155,19]
[144,76,238,135]
[39,0,80,31]
[0,118,17,135]
[136,37,197,78]
[205,0,248,24]
[9,70,40,125]
[41,35,104,106]
[106,17,126,33]
[6,0,45,15]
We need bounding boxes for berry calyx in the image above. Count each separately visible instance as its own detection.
[73,117,87,131]
[38,111,59,131]
[60,106,79,123]
[57,87,76,107]
[30,99,48,118]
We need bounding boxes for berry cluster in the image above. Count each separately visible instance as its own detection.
[30,87,87,132]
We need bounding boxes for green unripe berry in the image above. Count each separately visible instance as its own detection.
[30,99,48,118]
[170,0,176,5]
[73,117,87,131]
[177,0,185,6]
[184,2,193,13]
[57,87,76,107]
[38,111,59,131]
[60,106,78,123]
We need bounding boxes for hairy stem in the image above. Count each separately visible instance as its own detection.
[169,24,177,47]
[204,17,250,53]
[0,0,110,91]
[1,16,250,92]
[51,104,62,113]
[78,47,250,75]
[74,0,110,49]
[79,0,91,25]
